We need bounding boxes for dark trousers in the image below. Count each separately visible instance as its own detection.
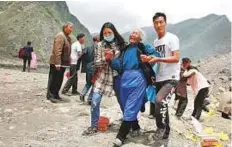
[192,87,209,120]
[150,103,156,116]
[23,57,31,71]
[155,80,178,133]
[62,65,78,93]
[175,95,188,117]
[46,64,65,99]
[116,120,140,142]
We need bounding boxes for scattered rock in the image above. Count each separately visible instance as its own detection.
[59,107,70,113]
[9,126,16,130]
[219,76,229,81]
[35,93,43,96]
[219,87,226,92]
[4,109,13,113]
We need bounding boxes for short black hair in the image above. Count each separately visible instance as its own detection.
[27,41,31,45]
[76,33,85,40]
[153,12,167,22]
[182,57,191,63]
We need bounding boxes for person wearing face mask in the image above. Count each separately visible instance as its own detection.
[82,22,126,136]
[111,29,160,146]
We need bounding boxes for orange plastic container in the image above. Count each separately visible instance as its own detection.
[98,116,109,132]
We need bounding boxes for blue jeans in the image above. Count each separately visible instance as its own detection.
[91,92,103,127]
[81,84,93,100]
[81,72,93,100]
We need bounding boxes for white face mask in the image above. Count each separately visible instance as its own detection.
[104,34,115,42]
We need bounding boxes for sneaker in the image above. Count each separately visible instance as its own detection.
[82,127,98,136]
[148,115,155,119]
[150,128,168,140]
[80,95,85,102]
[113,138,123,147]
[62,90,69,95]
[72,91,80,95]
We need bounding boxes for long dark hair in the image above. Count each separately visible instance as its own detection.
[99,22,125,46]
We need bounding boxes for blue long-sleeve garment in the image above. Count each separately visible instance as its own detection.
[111,44,160,72]
[111,44,160,121]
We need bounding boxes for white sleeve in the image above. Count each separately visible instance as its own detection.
[170,35,179,51]
[76,43,82,52]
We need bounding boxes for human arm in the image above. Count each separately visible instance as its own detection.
[142,35,180,63]
[183,69,196,78]
[54,34,64,70]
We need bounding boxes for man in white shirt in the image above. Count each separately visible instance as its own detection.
[62,33,85,95]
[141,12,180,140]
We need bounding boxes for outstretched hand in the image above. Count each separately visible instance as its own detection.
[148,56,160,63]
[140,54,151,63]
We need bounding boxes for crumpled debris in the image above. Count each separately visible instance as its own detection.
[204,127,214,134]
[207,109,215,116]
[203,127,229,141]
[185,133,198,143]
[218,132,229,141]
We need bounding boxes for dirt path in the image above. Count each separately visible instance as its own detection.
[0,68,231,147]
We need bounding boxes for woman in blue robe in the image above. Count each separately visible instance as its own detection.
[111,29,159,146]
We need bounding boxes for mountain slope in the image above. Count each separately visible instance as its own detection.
[0,1,92,62]
[123,14,231,61]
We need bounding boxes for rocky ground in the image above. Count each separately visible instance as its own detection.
[0,53,231,147]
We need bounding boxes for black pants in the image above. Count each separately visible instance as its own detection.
[192,87,209,120]
[46,64,65,99]
[116,120,140,142]
[150,103,156,116]
[155,80,178,133]
[175,95,188,117]
[23,57,31,71]
[62,65,78,93]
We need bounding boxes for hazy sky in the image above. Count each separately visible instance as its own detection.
[66,0,232,33]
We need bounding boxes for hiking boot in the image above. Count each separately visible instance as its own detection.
[82,127,98,136]
[113,138,123,147]
[80,95,85,102]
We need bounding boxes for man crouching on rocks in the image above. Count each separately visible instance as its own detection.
[46,22,73,103]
